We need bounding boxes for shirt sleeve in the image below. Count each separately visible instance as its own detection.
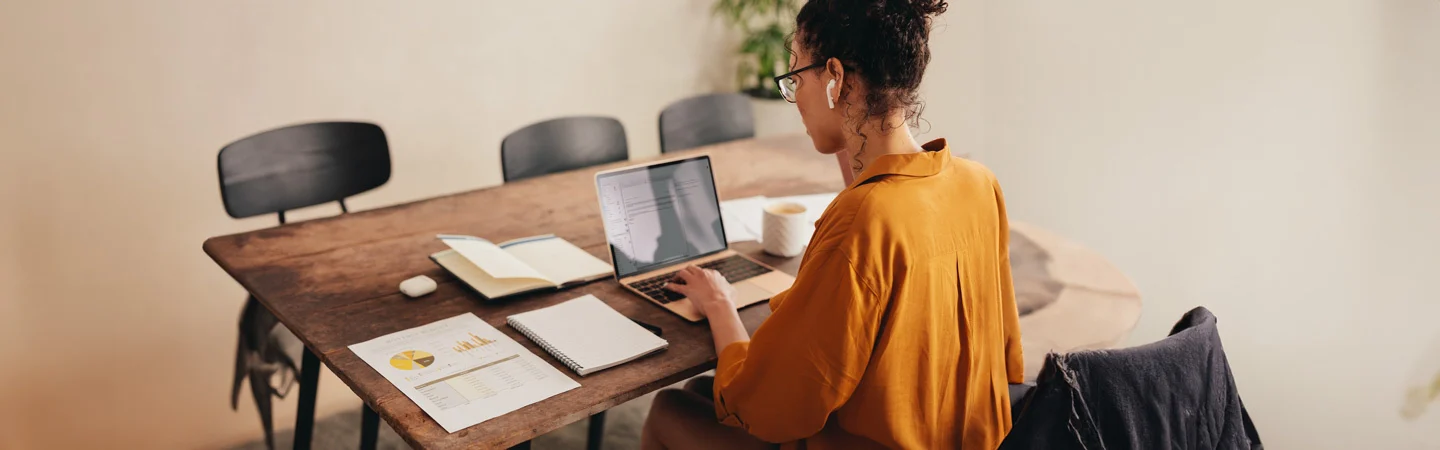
[712,249,884,443]
[994,179,1025,384]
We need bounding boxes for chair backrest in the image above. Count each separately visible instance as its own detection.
[501,116,628,182]
[658,93,755,153]
[1001,307,1263,449]
[218,122,390,220]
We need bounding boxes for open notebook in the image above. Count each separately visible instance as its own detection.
[430,234,612,300]
[507,295,669,376]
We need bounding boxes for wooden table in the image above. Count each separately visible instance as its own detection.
[1008,222,1143,381]
[204,134,1140,449]
[206,135,831,449]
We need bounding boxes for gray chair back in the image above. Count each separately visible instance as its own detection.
[218,121,390,222]
[501,116,629,182]
[659,93,755,153]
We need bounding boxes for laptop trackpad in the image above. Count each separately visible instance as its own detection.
[734,282,771,305]
[748,271,795,295]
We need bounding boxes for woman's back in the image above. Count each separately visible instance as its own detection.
[711,140,1024,449]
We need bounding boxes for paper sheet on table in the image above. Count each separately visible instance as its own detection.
[719,196,768,243]
[348,313,580,433]
[720,193,840,244]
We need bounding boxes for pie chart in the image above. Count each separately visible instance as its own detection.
[389,350,435,370]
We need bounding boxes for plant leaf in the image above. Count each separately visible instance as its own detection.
[716,0,800,91]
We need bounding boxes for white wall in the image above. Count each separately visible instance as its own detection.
[968,1,1440,448]
[915,2,987,156]
[0,168,22,450]
[0,1,742,448]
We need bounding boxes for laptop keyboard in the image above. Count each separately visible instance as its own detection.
[628,256,773,304]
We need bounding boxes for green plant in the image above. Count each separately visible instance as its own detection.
[714,0,799,100]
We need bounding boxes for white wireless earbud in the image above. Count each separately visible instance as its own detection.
[826,80,837,109]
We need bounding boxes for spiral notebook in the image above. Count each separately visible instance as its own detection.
[506,295,669,376]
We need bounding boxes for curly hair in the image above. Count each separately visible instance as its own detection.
[795,0,947,170]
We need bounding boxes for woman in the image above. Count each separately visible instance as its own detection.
[640,0,1023,448]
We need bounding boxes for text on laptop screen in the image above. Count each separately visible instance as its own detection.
[597,157,727,277]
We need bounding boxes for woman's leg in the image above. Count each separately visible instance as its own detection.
[640,377,772,450]
[683,375,714,400]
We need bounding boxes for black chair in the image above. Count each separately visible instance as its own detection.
[501,116,629,182]
[658,93,755,153]
[219,121,390,450]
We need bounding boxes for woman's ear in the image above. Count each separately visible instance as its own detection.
[825,57,846,106]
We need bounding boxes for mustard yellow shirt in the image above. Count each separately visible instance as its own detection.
[714,139,1024,449]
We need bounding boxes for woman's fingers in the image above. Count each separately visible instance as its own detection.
[669,265,731,297]
[673,267,700,282]
[664,281,690,294]
[702,269,727,285]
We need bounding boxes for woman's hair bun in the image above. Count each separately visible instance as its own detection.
[908,0,948,17]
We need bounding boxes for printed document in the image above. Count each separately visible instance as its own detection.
[348,313,580,433]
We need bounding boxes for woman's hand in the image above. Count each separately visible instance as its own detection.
[668,265,751,354]
[665,265,737,318]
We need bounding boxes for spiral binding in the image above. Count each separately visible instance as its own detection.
[507,317,584,374]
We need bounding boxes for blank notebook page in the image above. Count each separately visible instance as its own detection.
[506,295,668,376]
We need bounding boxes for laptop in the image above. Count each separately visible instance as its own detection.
[594,155,796,321]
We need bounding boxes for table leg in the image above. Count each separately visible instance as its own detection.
[507,440,532,450]
[294,348,320,450]
[587,411,606,450]
[360,404,379,450]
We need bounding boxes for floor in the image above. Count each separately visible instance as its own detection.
[231,391,658,450]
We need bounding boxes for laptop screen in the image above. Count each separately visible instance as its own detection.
[596,156,728,278]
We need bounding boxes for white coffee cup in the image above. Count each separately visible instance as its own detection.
[762,201,809,257]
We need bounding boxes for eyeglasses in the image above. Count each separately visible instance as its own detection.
[773,62,827,103]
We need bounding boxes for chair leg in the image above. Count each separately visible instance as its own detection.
[360,403,383,450]
[360,404,380,450]
[586,411,606,450]
[294,348,320,450]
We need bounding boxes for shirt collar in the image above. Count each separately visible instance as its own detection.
[847,138,951,189]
